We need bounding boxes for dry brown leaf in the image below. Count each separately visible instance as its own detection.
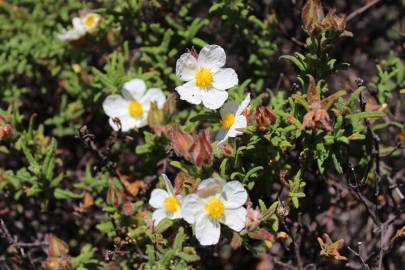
[391,226,405,245]
[317,233,347,261]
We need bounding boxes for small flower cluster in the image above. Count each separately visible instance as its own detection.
[98,45,257,245]
[149,175,248,245]
[99,45,272,245]
[101,44,251,147]
[57,13,101,41]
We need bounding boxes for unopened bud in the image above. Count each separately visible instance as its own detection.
[302,0,324,35]
[0,116,12,140]
[121,202,136,216]
[163,95,176,116]
[276,205,290,217]
[167,124,193,160]
[189,130,213,167]
[47,234,69,257]
[255,106,276,131]
[147,102,164,128]
[41,257,72,270]
[246,205,262,230]
[106,180,126,207]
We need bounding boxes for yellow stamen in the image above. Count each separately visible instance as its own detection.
[220,112,235,129]
[128,101,143,118]
[84,14,97,28]
[205,197,224,219]
[195,68,213,89]
[164,196,180,212]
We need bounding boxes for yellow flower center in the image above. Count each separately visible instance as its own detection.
[128,101,143,118]
[205,197,224,219]
[164,196,180,212]
[220,112,235,129]
[84,14,97,28]
[195,68,213,89]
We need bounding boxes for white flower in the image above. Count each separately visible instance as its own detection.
[57,13,100,41]
[148,174,183,227]
[215,93,250,147]
[181,178,248,245]
[81,13,101,32]
[102,79,166,131]
[175,45,238,110]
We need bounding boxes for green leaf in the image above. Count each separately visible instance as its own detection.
[348,111,385,120]
[54,188,83,200]
[280,55,306,71]
[96,221,115,237]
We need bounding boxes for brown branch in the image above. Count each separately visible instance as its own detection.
[347,0,381,22]
[348,245,370,270]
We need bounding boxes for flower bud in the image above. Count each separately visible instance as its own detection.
[147,101,164,128]
[255,106,276,131]
[276,205,290,217]
[41,257,72,270]
[302,0,324,35]
[163,95,176,116]
[248,228,275,242]
[321,9,347,36]
[220,142,233,155]
[0,116,12,140]
[47,234,69,257]
[189,130,213,167]
[167,124,194,160]
[246,205,262,230]
[106,180,126,207]
[121,202,136,216]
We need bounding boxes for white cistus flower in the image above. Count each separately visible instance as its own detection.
[215,93,250,147]
[181,178,248,245]
[57,13,100,41]
[81,13,101,32]
[102,79,166,132]
[148,174,183,227]
[175,45,238,110]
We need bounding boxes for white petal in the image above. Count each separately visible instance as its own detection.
[122,79,146,100]
[226,127,241,138]
[140,88,166,112]
[226,115,246,138]
[57,30,80,41]
[215,128,228,142]
[103,95,129,117]
[220,101,239,117]
[175,81,202,105]
[197,178,226,199]
[181,194,204,224]
[221,181,247,209]
[172,195,184,219]
[201,88,228,110]
[149,189,169,209]
[223,207,247,232]
[195,214,221,245]
[176,53,198,81]
[234,114,248,129]
[152,208,167,227]
[108,115,137,132]
[235,94,251,116]
[132,115,148,129]
[213,68,238,90]
[72,17,85,32]
[198,178,226,192]
[198,45,226,72]
[162,174,174,195]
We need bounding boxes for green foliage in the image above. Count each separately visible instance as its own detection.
[1,0,404,269]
